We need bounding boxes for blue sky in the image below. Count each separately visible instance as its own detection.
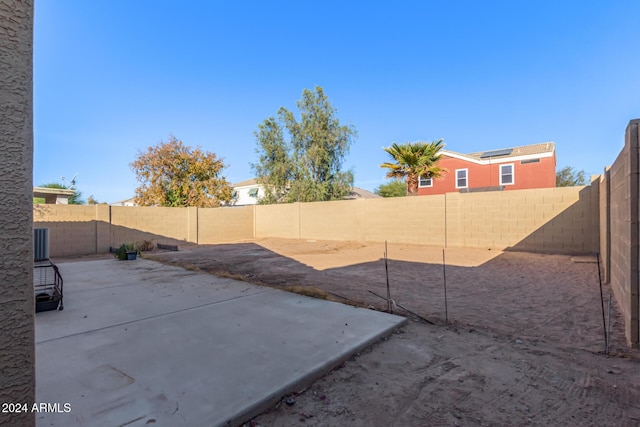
[34,1,640,203]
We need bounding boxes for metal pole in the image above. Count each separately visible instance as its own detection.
[368,290,435,325]
[606,292,612,356]
[597,252,607,353]
[443,249,448,323]
[385,241,392,314]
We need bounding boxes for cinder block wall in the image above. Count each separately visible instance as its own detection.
[363,196,446,245]
[111,206,190,247]
[607,120,640,347]
[600,167,611,283]
[198,206,254,244]
[445,186,598,253]
[255,203,301,239]
[254,187,596,253]
[299,199,367,241]
[35,185,598,258]
[33,205,100,257]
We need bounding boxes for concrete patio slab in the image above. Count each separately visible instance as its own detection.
[35,258,406,426]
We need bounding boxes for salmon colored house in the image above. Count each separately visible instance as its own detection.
[418,142,556,196]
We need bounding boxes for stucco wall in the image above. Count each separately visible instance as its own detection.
[608,120,640,347]
[0,1,35,425]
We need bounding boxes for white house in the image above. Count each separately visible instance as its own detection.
[231,179,380,205]
[231,179,264,206]
[33,187,76,204]
[110,197,138,207]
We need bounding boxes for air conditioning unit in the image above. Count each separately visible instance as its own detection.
[34,228,50,262]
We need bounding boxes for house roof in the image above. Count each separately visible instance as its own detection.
[110,197,138,206]
[33,187,76,198]
[346,187,382,199]
[232,178,259,187]
[442,142,555,164]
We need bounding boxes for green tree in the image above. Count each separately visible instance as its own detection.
[380,140,445,196]
[36,182,85,204]
[130,136,232,207]
[556,166,587,187]
[253,86,357,203]
[374,180,407,197]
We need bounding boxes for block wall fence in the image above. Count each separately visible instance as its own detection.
[32,120,640,347]
[603,120,640,347]
[34,185,600,259]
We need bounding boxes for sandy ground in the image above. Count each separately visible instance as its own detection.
[141,238,640,426]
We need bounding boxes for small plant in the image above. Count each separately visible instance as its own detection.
[115,243,137,260]
[135,240,154,252]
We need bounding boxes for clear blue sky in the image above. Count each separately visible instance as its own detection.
[34,1,640,203]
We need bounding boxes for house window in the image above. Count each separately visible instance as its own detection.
[418,176,433,187]
[520,158,540,165]
[500,164,514,185]
[248,188,259,197]
[455,169,468,189]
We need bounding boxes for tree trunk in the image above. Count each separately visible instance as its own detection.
[406,175,419,196]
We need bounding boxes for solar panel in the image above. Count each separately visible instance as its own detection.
[480,148,513,158]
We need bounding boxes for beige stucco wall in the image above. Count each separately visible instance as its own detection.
[608,120,640,347]
[0,1,35,425]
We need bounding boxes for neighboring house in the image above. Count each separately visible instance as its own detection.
[232,179,265,206]
[418,142,556,196]
[345,187,382,200]
[111,197,138,207]
[231,178,380,205]
[33,187,75,204]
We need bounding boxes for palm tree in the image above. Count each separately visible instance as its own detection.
[380,140,445,196]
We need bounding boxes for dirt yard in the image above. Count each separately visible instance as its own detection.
[145,238,640,426]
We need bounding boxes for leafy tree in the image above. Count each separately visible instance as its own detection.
[87,195,100,205]
[253,86,357,203]
[130,136,232,207]
[36,182,85,204]
[380,140,445,196]
[556,166,587,187]
[374,180,406,197]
